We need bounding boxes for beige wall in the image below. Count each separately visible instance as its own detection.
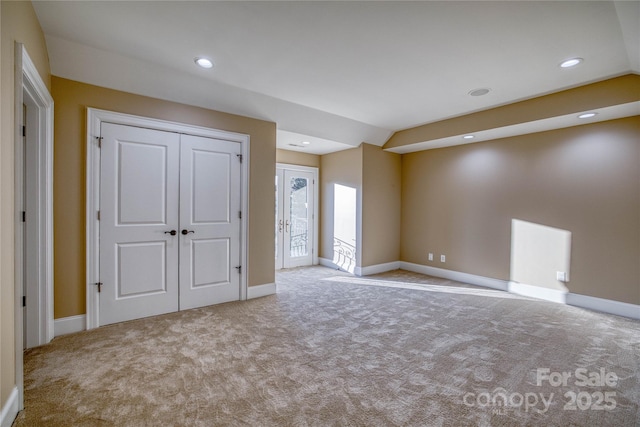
[401,117,640,304]
[361,143,401,267]
[319,144,401,269]
[1,0,50,411]
[319,146,362,265]
[51,77,276,319]
[276,149,320,168]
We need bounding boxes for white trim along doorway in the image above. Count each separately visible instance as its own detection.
[86,109,250,329]
[14,43,55,412]
[275,163,319,269]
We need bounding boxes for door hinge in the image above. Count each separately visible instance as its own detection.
[235,265,242,274]
[95,282,102,293]
[22,211,26,222]
[22,126,26,137]
[97,210,100,221]
[238,211,242,219]
[22,296,26,307]
[96,136,103,148]
[236,154,243,163]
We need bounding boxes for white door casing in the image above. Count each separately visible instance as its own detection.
[14,43,55,412]
[87,109,249,329]
[99,123,181,325]
[19,48,55,347]
[179,134,241,309]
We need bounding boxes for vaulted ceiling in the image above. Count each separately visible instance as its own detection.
[33,1,640,154]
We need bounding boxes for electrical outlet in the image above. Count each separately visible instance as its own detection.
[440,254,446,263]
[556,271,568,282]
[428,253,433,261]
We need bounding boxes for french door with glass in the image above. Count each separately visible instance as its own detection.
[275,165,316,269]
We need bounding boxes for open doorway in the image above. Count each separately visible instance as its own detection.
[14,43,55,410]
[21,92,43,349]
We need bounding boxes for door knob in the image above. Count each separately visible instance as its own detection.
[181,229,195,235]
[164,230,177,236]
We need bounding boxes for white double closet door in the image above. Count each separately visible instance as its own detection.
[99,123,241,325]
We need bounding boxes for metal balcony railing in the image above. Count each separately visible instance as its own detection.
[333,237,356,272]
[290,231,308,257]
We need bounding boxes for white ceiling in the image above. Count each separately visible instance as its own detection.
[33,1,640,155]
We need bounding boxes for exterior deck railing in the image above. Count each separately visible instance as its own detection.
[333,237,356,272]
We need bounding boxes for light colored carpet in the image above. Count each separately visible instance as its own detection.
[14,266,640,426]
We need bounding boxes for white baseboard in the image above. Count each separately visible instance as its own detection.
[399,261,639,320]
[54,314,86,337]
[357,261,402,276]
[400,262,509,291]
[319,257,338,269]
[1,387,19,427]
[567,293,640,320]
[508,281,567,304]
[247,283,276,299]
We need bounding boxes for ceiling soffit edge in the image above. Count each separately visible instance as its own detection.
[383,74,640,152]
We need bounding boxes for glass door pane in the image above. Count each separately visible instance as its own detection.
[281,168,314,268]
[288,176,309,258]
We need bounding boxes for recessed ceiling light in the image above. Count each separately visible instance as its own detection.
[560,58,583,68]
[578,112,597,119]
[468,88,491,97]
[301,141,311,145]
[463,135,475,139]
[194,57,214,69]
